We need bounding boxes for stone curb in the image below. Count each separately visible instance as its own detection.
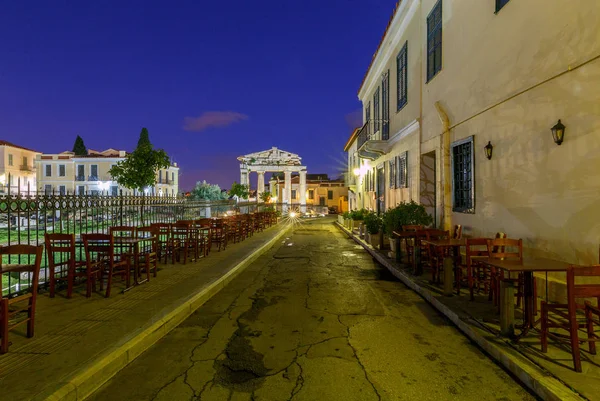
[41,225,291,401]
[335,222,585,401]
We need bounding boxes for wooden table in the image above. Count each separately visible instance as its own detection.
[116,236,156,289]
[481,257,571,338]
[421,239,466,295]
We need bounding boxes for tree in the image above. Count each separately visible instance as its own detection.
[259,191,272,203]
[190,180,228,201]
[72,135,87,156]
[108,128,170,192]
[137,127,151,148]
[229,181,249,200]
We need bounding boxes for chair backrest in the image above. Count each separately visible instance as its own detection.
[110,226,136,238]
[402,225,423,232]
[425,229,449,240]
[453,224,463,239]
[176,220,193,226]
[195,218,212,227]
[492,232,507,253]
[566,265,600,314]
[45,233,76,270]
[0,244,44,295]
[465,238,489,266]
[137,226,158,252]
[486,237,522,261]
[82,233,113,262]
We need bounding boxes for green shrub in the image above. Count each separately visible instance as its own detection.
[342,211,351,219]
[364,212,382,234]
[349,208,368,220]
[382,201,433,237]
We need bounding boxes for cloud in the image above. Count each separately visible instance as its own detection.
[183,111,248,132]
[344,109,363,130]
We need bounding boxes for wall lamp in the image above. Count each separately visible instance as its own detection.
[551,119,565,145]
[484,141,493,160]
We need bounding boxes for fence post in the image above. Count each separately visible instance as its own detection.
[119,189,124,226]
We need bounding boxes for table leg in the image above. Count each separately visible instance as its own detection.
[395,237,402,263]
[500,279,515,337]
[443,255,454,296]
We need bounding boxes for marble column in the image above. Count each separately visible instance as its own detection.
[284,171,292,211]
[299,170,307,213]
[257,171,265,201]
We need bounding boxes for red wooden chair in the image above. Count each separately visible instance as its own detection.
[0,244,43,353]
[136,226,158,280]
[45,233,87,298]
[541,265,600,372]
[402,225,424,265]
[171,223,198,264]
[211,220,228,251]
[460,238,489,300]
[486,237,523,308]
[82,234,130,297]
[424,229,450,283]
[151,223,179,264]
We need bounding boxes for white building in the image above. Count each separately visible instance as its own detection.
[0,140,41,194]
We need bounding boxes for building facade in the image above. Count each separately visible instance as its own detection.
[35,148,179,196]
[0,141,41,194]
[348,0,600,269]
[271,174,348,213]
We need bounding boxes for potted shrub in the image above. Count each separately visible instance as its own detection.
[350,209,367,232]
[342,211,351,229]
[364,212,382,248]
[383,201,433,255]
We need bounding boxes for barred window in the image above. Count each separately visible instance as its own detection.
[452,137,475,213]
[495,0,510,12]
[365,102,371,123]
[389,159,396,189]
[396,151,408,188]
[426,1,443,82]
[373,87,380,133]
[396,41,408,110]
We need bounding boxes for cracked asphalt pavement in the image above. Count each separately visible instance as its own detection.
[90,218,536,401]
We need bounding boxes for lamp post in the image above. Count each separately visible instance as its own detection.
[551,119,565,145]
[484,141,494,160]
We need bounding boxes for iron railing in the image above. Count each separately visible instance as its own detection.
[357,119,390,149]
[20,165,33,171]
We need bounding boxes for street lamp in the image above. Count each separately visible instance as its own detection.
[484,141,493,160]
[551,119,565,145]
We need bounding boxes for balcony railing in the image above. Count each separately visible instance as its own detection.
[75,175,111,182]
[157,179,170,184]
[75,175,85,181]
[357,119,389,149]
[20,164,33,171]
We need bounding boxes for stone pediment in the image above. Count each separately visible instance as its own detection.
[237,147,302,166]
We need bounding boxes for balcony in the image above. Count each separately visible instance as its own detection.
[157,178,170,185]
[75,175,85,181]
[20,164,33,172]
[357,119,389,160]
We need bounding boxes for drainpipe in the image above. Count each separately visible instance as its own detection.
[434,101,452,232]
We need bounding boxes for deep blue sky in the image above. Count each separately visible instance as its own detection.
[0,1,394,190]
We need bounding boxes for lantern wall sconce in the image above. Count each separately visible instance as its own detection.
[551,119,565,145]
[484,141,493,160]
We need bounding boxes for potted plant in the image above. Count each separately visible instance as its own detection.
[350,209,367,232]
[383,201,433,255]
[364,212,382,248]
[342,211,351,229]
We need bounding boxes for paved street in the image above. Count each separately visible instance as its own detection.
[91,218,535,401]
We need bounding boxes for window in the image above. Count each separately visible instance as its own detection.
[59,165,66,177]
[495,0,510,12]
[451,137,474,213]
[308,189,314,200]
[389,159,396,189]
[382,71,390,139]
[77,165,84,180]
[373,87,380,133]
[396,152,408,188]
[45,165,51,177]
[427,1,443,82]
[78,185,85,195]
[159,170,162,182]
[90,165,98,179]
[291,189,297,199]
[365,102,371,123]
[8,154,13,166]
[172,172,175,181]
[22,156,28,168]
[396,42,408,110]
[111,186,118,196]
[44,185,52,195]
[327,190,333,200]
[59,185,66,195]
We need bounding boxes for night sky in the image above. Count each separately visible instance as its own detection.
[0,1,394,191]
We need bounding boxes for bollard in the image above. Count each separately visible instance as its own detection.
[443,257,454,296]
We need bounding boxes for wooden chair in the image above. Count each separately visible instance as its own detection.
[151,223,179,264]
[171,223,198,264]
[541,265,600,372]
[45,233,87,298]
[460,238,490,299]
[453,224,463,239]
[0,244,43,353]
[82,234,130,297]
[211,220,227,251]
[486,237,526,309]
[424,229,450,283]
[136,226,158,280]
[402,225,424,265]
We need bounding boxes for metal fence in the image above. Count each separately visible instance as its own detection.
[0,191,269,298]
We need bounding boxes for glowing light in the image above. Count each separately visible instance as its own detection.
[98,181,109,191]
[289,211,297,218]
[353,168,361,176]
